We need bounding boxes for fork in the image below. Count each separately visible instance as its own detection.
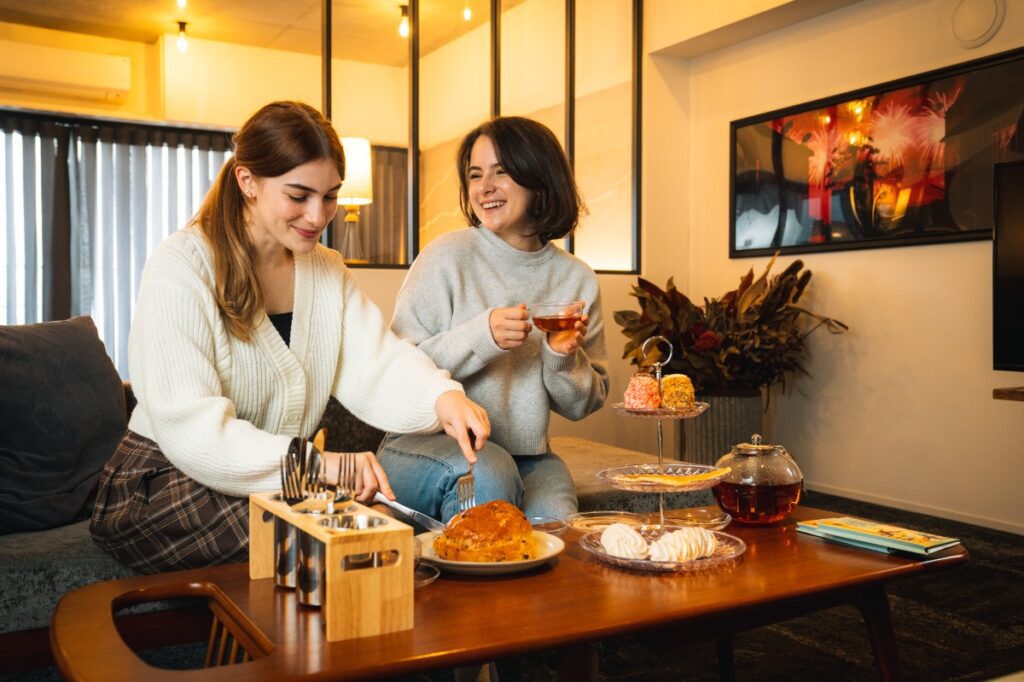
[455,462,476,512]
[333,452,357,502]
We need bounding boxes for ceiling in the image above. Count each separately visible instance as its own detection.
[0,0,510,67]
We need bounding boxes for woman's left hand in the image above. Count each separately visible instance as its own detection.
[435,390,491,464]
[547,312,589,355]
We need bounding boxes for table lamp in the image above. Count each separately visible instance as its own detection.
[338,137,373,264]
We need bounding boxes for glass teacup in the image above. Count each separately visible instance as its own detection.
[528,301,583,333]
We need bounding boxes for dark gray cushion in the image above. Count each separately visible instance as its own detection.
[0,316,126,535]
[0,520,136,633]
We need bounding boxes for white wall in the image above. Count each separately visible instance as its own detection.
[649,0,1024,533]
[3,1,1021,532]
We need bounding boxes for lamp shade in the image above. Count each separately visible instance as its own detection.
[338,137,373,206]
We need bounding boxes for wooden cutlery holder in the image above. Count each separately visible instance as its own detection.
[249,492,414,641]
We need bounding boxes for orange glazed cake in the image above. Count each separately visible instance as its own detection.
[433,500,537,562]
[660,374,695,410]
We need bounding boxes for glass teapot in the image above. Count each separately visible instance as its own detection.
[712,434,803,525]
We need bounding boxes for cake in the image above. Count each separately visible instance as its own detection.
[624,373,660,409]
[433,500,537,562]
[660,374,695,410]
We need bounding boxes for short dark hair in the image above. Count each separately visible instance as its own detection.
[456,116,585,243]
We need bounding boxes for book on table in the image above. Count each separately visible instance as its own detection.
[797,517,961,555]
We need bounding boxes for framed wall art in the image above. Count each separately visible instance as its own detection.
[730,47,1024,257]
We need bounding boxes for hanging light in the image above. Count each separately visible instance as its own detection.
[176,21,188,52]
[398,5,410,38]
[463,3,472,21]
[176,0,186,9]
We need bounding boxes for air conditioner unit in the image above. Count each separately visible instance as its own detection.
[0,39,131,103]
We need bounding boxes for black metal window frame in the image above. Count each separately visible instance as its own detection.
[321,0,643,273]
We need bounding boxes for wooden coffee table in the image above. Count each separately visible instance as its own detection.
[51,506,967,681]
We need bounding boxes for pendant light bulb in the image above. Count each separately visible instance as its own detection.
[463,5,472,21]
[177,0,186,9]
[398,6,410,38]
[176,21,188,52]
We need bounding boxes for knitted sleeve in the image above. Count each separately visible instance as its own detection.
[540,277,611,421]
[389,244,505,380]
[127,237,292,496]
[330,260,464,433]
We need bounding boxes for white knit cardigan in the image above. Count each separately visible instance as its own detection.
[126,228,461,497]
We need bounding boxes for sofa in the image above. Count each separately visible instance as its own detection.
[0,316,708,673]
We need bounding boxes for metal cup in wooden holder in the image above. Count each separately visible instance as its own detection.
[249,492,414,641]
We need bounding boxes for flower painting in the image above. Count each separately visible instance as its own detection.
[731,47,1024,256]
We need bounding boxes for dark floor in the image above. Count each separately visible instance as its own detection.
[6,491,1022,681]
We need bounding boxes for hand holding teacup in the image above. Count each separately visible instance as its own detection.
[489,304,532,350]
[528,301,587,355]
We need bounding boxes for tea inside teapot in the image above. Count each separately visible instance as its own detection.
[712,434,803,525]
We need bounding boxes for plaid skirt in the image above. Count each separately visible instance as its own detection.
[90,430,249,574]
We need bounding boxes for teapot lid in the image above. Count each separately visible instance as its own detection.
[733,433,788,456]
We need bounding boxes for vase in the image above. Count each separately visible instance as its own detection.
[677,388,763,465]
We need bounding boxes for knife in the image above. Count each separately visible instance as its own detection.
[373,492,445,532]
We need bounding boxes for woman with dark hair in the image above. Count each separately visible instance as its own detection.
[378,116,609,523]
[91,101,489,573]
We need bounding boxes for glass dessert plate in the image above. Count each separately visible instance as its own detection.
[579,525,746,573]
[597,463,731,493]
[528,516,568,536]
[611,401,710,419]
[566,510,645,532]
[658,506,732,530]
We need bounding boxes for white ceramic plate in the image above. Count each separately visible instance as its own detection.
[416,530,565,575]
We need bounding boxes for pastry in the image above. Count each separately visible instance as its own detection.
[600,523,649,560]
[433,500,536,562]
[660,374,695,410]
[624,373,660,409]
[648,527,718,562]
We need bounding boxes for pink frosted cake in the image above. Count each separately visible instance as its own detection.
[624,373,660,409]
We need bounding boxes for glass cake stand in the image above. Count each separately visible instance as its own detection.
[605,336,726,526]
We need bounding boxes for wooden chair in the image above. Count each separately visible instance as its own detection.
[52,577,273,680]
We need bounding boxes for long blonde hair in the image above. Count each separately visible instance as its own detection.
[194,101,345,341]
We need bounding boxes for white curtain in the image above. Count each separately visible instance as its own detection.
[0,117,70,325]
[1,112,232,377]
[70,126,232,375]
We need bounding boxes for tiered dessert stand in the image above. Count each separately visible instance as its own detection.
[602,336,726,527]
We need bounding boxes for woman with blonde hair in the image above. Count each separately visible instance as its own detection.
[91,101,489,573]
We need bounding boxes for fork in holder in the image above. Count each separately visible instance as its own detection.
[326,452,358,514]
[455,462,476,512]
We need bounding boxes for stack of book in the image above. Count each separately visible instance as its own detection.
[797,516,961,555]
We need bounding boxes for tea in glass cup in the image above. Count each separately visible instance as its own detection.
[529,301,583,333]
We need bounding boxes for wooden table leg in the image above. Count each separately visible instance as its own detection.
[557,642,598,682]
[716,636,736,682]
[854,584,903,682]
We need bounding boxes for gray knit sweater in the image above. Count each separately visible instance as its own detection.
[391,226,610,455]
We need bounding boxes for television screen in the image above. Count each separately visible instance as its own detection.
[994,160,1024,372]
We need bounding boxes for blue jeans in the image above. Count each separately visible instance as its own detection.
[377,433,578,523]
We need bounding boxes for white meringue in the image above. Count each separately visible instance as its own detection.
[600,523,649,559]
[648,527,718,562]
